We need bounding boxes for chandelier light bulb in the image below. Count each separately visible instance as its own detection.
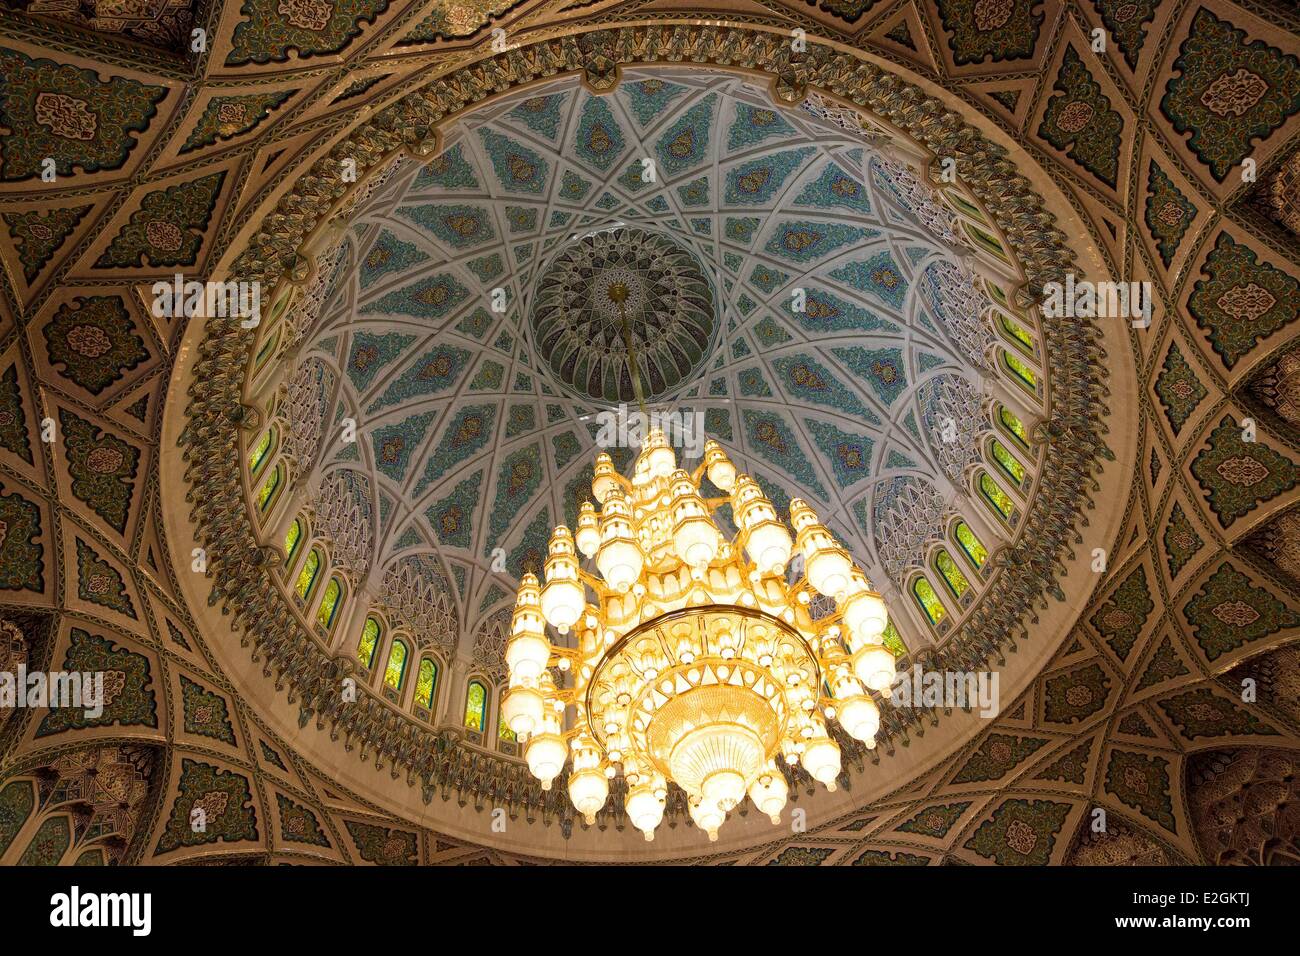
[526,733,567,789]
[853,645,898,693]
[837,694,881,742]
[592,452,620,503]
[689,795,726,841]
[670,470,722,568]
[568,766,609,823]
[596,489,644,591]
[540,526,585,631]
[575,501,601,556]
[626,783,666,840]
[748,768,789,824]
[841,584,888,647]
[507,574,551,679]
[732,476,792,575]
[642,427,677,477]
[791,499,853,597]
[801,733,842,790]
[502,684,544,737]
[703,440,736,492]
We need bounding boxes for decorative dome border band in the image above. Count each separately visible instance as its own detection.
[181,23,1110,826]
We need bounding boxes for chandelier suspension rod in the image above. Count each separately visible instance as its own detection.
[614,293,649,419]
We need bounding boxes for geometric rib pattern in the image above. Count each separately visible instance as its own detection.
[294,71,1024,651]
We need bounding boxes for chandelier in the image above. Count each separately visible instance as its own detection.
[502,428,895,842]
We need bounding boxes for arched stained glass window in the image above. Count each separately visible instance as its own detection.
[248,428,275,475]
[414,658,437,710]
[999,314,1036,355]
[384,639,408,691]
[1002,351,1038,392]
[882,621,907,658]
[954,521,987,570]
[946,190,986,224]
[254,329,280,371]
[268,289,293,325]
[316,577,343,630]
[935,549,971,600]
[998,406,1030,449]
[990,438,1027,488]
[979,472,1015,523]
[465,680,487,732]
[358,616,380,669]
[499,707,517,743]
[256,464,283,514]
[295,548,321,601]
[284,519,303,564]
[965,222,1009,262]
[912,577,948,626]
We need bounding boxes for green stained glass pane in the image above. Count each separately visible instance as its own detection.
[998,406,1029,448]
[465,681,486,732]
[999,314,1035,354]
[498,710,517,742]
[1003,351,1037,391]
[255,329,280,369]
[415,658,437,709]
[316,578,342,630]
[295,549,320,600]
[947,191,986,224]
[284,519,302,562]
[269,289,293,324]
[248,428,273,474]
[991,439,1027,486]
[384,640,408,690]
[882,622,907,657]
[912,577,947,626]
[358,617,380,668]
[256,465,281,512]
[980,472,1014,522]
[955,521,987,569]
[965,223,1008,261]
[935,549,970,599]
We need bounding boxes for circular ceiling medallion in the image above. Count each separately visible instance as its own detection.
[530,227,717,404]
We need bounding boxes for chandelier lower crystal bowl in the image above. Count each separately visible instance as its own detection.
[650,685,780,806]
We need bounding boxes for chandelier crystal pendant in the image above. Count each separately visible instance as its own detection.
[502,429,894,842]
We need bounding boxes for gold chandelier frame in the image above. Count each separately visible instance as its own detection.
[584,603,821,759]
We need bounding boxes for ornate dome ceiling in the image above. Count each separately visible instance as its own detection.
[280,72,1026,658]
[179,59,1128,859]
